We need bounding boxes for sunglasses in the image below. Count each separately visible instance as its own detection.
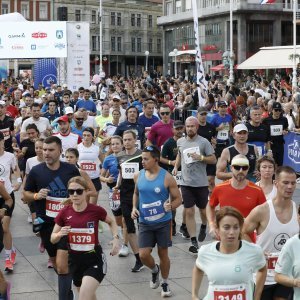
[160,112,170,116]
[199,112,207,116]
[75,118,84,121]
[274,109,281,112]
[232,165,249,171]
[68,188,84,195]
[145,146,154,151]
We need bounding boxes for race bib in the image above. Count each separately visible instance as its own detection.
[141,200,165,222]
[256,146,263,157]
[173,171,183,185]
[0,128,10,140]
[213,284,246,300]
[267,252,279,270]
[80,162,96,171]
[121,162,139,179]
[68,228,95,251]
[46,196,66,218]
[135,140,141,149]
[183,147,200,164]
[109,190,121,211]
[270,125,283,136]
[217,129,229,141]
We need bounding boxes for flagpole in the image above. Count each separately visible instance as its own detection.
[292,0,297,88]
[229,0,234,83]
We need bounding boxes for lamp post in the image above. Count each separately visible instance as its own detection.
[174,48,178,78]
[99,0,103,75]
[292,0,297,89]
[145,50,149,71]
[229,0,234,83]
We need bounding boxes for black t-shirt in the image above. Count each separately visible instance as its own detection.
[161,137,178,173]
[20,138,36,161]
[263,116,288,144]
[197,123,216,142]
[0,116,14,153]
[24,161,80,223]
[246,123,270,143]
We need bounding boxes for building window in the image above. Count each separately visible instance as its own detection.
[21,2,29,19]
[117,37,122,51]
[39,2,48,19]
[111,36,116,52]
[92,36,98,51]
[1,1,9,14]
[137,37,141,52]
[111,12,115,25]
[166,2,172,15]
[148,15,153,28]
[148,38,153,52]
[185,0,192,11]
[91,10,97,24]
[131,14,135,26]
[175,0,182,13]
[131,37,136,52]
[205,23,221,36]
[75,9,81,21]
[137,14,141,27]
[117,12,121,26]
[157,38,161,53]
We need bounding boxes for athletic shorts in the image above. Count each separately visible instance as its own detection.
[0,192,15,217]
[271,143,284,166]
[206,164,216,177]
[138,220,172,248]
[261,283,293,300]
[40,222,57,258]
[181,186,209,209]
[120,201,136,234]
[69,246,107,287]
[91,178,102,192]
[109,190,122,217]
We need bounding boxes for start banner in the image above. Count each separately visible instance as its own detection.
[283,132,300,173]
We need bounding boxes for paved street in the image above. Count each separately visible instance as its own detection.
[5,185,300,299]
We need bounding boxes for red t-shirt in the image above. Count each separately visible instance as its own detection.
[147,120,174,148]
[55,203,107,252]
[209,180,266,218]
[6,105,19,119]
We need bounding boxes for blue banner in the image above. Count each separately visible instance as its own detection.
[33,58,57,89]
[283,132,300,173]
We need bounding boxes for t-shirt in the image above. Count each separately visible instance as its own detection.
[275,235,300,299]
[102,154,119,187]
[147,120,174,148]
[55,203,107,252]
[161,137,178,173]
[44,112,60,124]
[25,156,42,174]
[0,151,17,193]
[76,99,97,113]
[0,115,15,152]
[21,117,51,139]
[263,116,288,144]
[138,114,159,128]
[197,122,216,142]
[196,241,266,300]
[24,162,80,223]
[83,116,98,129]
[210,114,232,142]
[177,135,214,187]
[246,123,270,156]
[210,180,266,217]
[20,138,36,161]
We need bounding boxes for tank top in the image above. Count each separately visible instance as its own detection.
[78,143,100,179]
[137,168,171,224]
[228,145,256,177]
[256,181,277,202]
[256,200,299,284]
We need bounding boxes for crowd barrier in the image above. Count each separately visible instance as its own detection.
[283,131,300,173]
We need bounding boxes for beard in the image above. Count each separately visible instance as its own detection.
[232,172,246,182]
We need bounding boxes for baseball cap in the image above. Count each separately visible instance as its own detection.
[0,132,4,140]
[218,100,228,107]
[113,94,121,101]
[83,127,95,136]
[233,123,248,133]
[0,100,6,106]
[57,115,69,123]
[231,155,249,167]
[173,120,184,129]
[65,107,74,115]
[62,83,68,88]
[197,106,208,113]
[272,102,282,110]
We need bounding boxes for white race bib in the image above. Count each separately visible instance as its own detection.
[173,171,183,185]
[135,140,141,149]
[270,125,283,136]
[213,284,246,300]
[256,146,263,157]
[121,162,139,179]
[183,147,200,164]
[46,196,66,218]
[267,252,279,270]
[68,228,95,251]
[217,129,229,140]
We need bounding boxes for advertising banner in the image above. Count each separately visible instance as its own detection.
[33,58,57,89]
[0,60,8,80]
[0,22,67,58]
[283,132,300,173]
[67,22,90,91]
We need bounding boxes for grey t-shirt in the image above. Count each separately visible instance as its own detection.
[177,135,214,187]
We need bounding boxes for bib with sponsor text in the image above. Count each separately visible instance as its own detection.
[213,284,246,300]
[121,162,139,179]
[68,228,95,251]
[46,196,66,218]
[141,200,165,222]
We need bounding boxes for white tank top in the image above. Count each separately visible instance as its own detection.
[256,200,299,284]
[78,143,100,179]
[256,181,277,202]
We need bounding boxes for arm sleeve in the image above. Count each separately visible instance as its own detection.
[252,245,267,272]
[102,157,109,171]
[24,169,37,192]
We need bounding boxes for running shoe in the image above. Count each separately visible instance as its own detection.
[27,214,32,223]
[38,241,45,253]
[179,225,190,239]
[118,245,129,257]
[10,250,16,265]
[189,241,199,254]
[198,227,207,242]
[131,260,144,272]
[4,259,13,272]
[150,264,160,289]
[161,282,172,297]
[47,259,53,269]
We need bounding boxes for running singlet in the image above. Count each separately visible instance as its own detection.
[53,132,81,160]
[0,151,17,194]
[78,143,100,179]
[55,203,107,253]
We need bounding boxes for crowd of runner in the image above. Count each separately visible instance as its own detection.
[0,72,298,299]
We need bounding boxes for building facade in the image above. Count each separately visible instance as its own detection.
[158,0,300,76]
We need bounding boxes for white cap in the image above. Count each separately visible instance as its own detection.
[231,156,249,166]
[0,100,6,106]
[233,123,248,133]
[65,107,74,115]
[112,94,121,100]
[18,84,23,90]
[62,83,68,88]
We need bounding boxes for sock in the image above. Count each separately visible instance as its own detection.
[181,223,186,228]
[162,278,168,284]
[201,224,207,229]
[117,226,123,239]
[58,274,73,300]
[134,253,141,263]
[4,249,11,260]
[151,264,159,273]
[191,237,197,243]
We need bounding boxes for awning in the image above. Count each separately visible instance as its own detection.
[169,50,196,56]
[238,45,300,70]
[210,64,224,71]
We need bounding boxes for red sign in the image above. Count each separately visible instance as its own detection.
[203,45,217,51]
[214,289,246,300]
[32,32,48,38]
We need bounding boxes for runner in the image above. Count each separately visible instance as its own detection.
[51,176,119,300]
[131,146,182,297]
[192,207,267,300]
[243,166,298,300]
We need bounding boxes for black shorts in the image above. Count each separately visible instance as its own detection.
[261,283,293,300]
[138,220,172,248]
[69,246,107,287]
[120,201,136,234]
[181,186,209,209]
[0,192,15,217]
[91,178,102,192]
[206,164,216,177]
[215,141,229,158]
[40,222,57,258]
[271,143,284,166]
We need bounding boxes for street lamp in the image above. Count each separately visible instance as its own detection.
[229,0,234,83]
[174,48,178,78]
[292,0,297,88]
[145,50,149,71]
[99,0,103,75]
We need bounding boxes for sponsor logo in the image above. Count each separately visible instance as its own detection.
[47,176,67,198]
[54,43,65,50]
[56,30,63,39]
[32,32,47,38]
[8,33,25,38]
[31,44,36,50]
[77,60,81,65]
[274,233,290,251]
[288,139,300,164]
[12,44,24,50]
[42,74,57,87]
[87,222,94,228]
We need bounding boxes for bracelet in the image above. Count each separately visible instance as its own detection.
[17,177,22,183]
[200,155,204,161]
[168,160,171,166]
[33,193,39,200]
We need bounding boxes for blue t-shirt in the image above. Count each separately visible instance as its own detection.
[210,113,232,142]
[71,125,86,137]
[76,99,97,113]
[138,114,159,128]
[102,154,119,187]
[132,100,143,113]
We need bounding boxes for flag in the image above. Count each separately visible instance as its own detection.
[260,0,276,4]
[192,0,207,106]
[33,58,57,89]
